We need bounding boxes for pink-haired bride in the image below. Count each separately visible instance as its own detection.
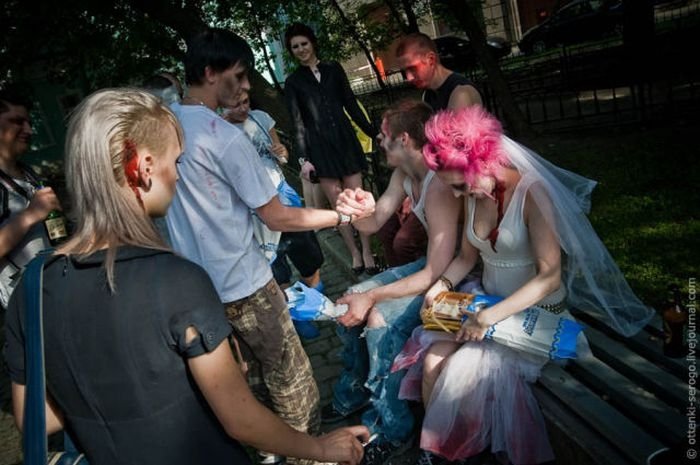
[394,107,653,465]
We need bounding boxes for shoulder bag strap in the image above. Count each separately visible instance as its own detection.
[23,251,52,465]
[248,112,274,147]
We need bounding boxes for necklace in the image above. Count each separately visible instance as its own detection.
[182,96,206,107]
[308,59,321,80]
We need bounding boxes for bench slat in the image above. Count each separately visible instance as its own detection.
[539,364,664,464]
[570,355,686,445]
[533,386,634,465]
[571,309,688,378]
[625,329,689,379]
[584,325,688,409]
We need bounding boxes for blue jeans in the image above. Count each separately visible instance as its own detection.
[332,258,426,444]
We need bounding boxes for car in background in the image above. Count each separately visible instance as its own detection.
[518,0,624,55]
[434,35,512,70]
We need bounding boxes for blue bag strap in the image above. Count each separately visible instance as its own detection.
[247,112,274,147]
[23,251,52,465]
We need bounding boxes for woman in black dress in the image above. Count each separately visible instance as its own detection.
[284,23,378,274]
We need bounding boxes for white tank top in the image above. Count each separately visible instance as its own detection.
[402,170,436,230]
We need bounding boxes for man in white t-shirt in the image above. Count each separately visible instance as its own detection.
[165,28,370,465]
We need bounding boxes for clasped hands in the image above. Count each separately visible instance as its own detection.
[336,187,376,220]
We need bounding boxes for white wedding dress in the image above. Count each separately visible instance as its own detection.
[392,136,653,464]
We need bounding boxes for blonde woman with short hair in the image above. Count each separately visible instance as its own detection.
[5,88,368,465]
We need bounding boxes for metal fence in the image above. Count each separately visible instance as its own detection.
[351,18,699,133]
[286,2,700,195]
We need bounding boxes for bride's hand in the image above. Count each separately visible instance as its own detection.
[455,310,490,342]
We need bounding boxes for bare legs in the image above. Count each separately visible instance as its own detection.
[319,173,375,270]
[300,176,327,210]
[422,341,460,406]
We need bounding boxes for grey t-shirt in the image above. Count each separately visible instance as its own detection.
[166,103,277,302]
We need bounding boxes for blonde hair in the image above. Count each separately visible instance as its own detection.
[61,88,183,290]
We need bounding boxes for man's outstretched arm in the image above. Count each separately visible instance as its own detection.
[336,169,407,234]
[336,178,461,327]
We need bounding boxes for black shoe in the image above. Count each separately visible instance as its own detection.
[416,450,449,465]
[362,439,412,465]
[321,401,370,424]
[352,265,365,276]
[364,266,381,276]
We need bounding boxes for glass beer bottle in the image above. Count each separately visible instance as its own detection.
[38,183,68,246]
[663,285,687,358]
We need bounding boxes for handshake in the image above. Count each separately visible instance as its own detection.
[336,187,376,221]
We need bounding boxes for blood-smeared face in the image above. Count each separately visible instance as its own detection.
[397,45,436,90]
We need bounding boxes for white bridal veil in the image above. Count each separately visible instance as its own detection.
[502,136,654,336]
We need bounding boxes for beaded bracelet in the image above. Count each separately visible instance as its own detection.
[439,275,454,291]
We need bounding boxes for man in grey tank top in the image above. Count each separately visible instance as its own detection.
[324,100,462,465]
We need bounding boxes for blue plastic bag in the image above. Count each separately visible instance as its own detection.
[285,282,346,321]
[277,180,303,208]
[439,292,584,360]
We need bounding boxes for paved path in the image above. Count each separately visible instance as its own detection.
[302,229,421,465]
[0,310,22,465]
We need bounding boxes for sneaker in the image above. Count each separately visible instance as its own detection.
[361,439,412,465]
[321,401,370,424]
[416,450,449,465]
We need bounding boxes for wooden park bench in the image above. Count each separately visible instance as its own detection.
[534,310,690,465]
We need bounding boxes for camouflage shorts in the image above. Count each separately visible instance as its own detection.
[225,279,320,464]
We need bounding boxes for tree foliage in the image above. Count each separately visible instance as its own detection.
[2,0,528,135]
[1,0,183,88]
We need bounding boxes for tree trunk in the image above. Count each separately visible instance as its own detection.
[445,0,534,139]
[127,0,291,131]
[253,23,284,93]
[383,0,410,33]
[327,0,387,90]
[399,0,420,33]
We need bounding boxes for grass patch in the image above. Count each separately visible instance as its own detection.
[526,120,699,308]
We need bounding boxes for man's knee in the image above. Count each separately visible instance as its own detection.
[366,308,386,328]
